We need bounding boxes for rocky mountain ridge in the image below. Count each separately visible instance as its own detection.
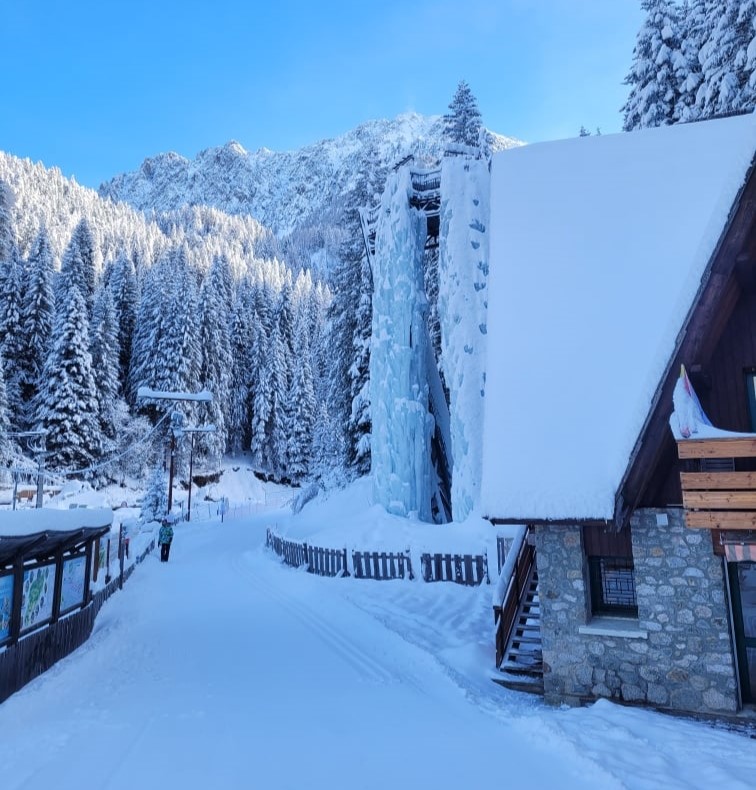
[100,113,521,238]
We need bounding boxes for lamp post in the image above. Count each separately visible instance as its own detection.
[135,388,213,517]
[179,426,216,522]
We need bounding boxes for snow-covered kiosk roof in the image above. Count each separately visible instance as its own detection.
[0,508,112,566]
[480,113,756,524]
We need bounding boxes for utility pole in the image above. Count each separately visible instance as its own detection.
[135,388,214,517]
[180,425,216,521]
[7,431,48,509]
[166,410,185,513]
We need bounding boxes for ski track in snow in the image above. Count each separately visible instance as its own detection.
[233,550,404,688]
[1,513,755,789]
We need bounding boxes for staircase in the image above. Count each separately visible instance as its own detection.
[493,531,544,695]
[498,566,543,693]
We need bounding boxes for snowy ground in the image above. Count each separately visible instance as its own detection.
[1,470,756,789]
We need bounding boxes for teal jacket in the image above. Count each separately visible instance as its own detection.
[158,524,174,545]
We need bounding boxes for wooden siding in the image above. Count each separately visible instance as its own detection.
[582,523,633,557]
[677,437,756,459]
[706,284,756,432]
[685,511,756,529]
[678,438,756,529]
[680,471,756,489]
[641,284,756,509]
[620,163,756,520]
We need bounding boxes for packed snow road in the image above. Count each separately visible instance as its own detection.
[1,514,755,789]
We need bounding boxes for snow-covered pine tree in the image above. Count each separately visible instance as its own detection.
[675,0,709,121]
[18,226,55,425]
[736,0,756,110]
[0,182,20,419]
[196,255,233,464]
[0,180,12,261]
[622,0,681,130]
[325,230,360,474]
[443,80,483,147]
[34,284,101,472]
[90,286,122,458]
[250,329,273,472]
[0,241,23,425]
[154,248,201,405]
[228,283,254,454]
[324,151,384,479]
[348,250,372,476]
[128,253,171,404]
[108,250,139,395]
[288,319,316,482]
[60,218,97,315]
[268,300,293,479]
[734,0,756,108]
[696,0,749,115]
[140,464,168,523]
[0,352,11,466]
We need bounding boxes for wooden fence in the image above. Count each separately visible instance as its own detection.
[265,530,307,568]
[266,529,494,587]
[352,549,414,580]
[0,538,155,704]
[306,544,348,577]
[265,529,348,578]
[420,552,489,586]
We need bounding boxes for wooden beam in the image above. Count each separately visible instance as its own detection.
[677,437,756,459]
[680,471,756,490]
[683,490,756,509]
[684,510,756,529]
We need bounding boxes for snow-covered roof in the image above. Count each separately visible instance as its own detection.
[0,507,113,538]
[481,113,756,522]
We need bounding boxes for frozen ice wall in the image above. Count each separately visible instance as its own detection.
[438,155,490,521]
[370,167,434,521]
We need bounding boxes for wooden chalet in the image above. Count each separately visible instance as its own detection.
[482,112,756,716]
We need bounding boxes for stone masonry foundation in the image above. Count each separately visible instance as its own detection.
[534,508,739,715]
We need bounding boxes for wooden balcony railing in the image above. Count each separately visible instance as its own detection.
[678,437,756,529]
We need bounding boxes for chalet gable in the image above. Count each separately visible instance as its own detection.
[480,113,756,526]
[618,151,756,527]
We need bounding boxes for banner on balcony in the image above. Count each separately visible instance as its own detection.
[671,365,712,439]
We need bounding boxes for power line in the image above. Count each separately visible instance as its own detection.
[54,411,171,479]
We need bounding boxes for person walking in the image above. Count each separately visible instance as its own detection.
[158,518,174,562]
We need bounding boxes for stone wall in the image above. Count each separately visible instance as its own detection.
[534,508,739,715]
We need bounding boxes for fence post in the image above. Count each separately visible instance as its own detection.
[105,539,111,584]
[406,548,414,581]
[119,524,125,590]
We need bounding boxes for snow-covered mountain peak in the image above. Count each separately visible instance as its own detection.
[100,113,522,238]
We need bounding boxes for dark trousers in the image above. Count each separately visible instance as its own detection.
[160,542,171,562]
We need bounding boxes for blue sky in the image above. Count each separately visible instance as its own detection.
[2,1,642,189]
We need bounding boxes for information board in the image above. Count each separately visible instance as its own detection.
[21,564,56,631]
[0,573,13,642]
[60,556,87,612]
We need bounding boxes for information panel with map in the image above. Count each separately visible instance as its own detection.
[21,564,56,631]
[60,555,87,612]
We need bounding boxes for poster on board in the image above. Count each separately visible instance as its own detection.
[60,556,87,612]
[0,574,13,642]
[21,564,56,631]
